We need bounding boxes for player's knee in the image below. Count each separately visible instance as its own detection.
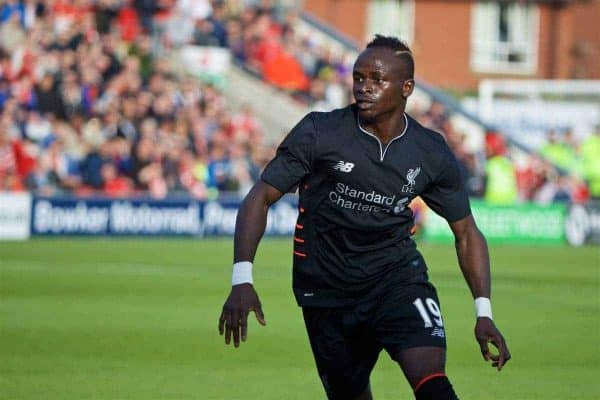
[321,374,370,400]
[414,374,458,400]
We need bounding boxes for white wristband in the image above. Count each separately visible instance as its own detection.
[232,261,253,286]
[475,297,493,319]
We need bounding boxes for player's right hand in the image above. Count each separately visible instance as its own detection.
[219,283,266,347]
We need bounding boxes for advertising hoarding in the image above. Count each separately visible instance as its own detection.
[424,200,567,244]
[0,192,31,240]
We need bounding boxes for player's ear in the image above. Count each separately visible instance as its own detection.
[402,79,415,99]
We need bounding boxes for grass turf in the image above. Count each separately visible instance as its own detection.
[1,238,598,399]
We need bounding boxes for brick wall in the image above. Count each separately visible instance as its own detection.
[302,0,600,90]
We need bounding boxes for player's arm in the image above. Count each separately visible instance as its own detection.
[218,181,284,347]
[449,215,511,370]
[219,112,315,348]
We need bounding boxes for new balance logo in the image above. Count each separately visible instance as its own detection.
[333,161,355,173]
[431,327,445,338]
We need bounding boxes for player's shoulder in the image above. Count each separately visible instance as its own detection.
[307,104,356,131]
[285,106,354,145]
[406,114,451,153]
[407,114,446,144]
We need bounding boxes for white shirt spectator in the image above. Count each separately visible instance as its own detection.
[25,113,52,144]
[176,0,212,20]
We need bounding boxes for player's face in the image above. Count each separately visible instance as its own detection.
[353,48,414,121]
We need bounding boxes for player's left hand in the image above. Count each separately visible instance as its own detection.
[475,317,511,371]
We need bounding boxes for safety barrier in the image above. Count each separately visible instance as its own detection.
[0,193,297,239]
[1,193,598,246]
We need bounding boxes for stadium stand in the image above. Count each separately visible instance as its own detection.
[0,0,274,200]
[0,0,593,204]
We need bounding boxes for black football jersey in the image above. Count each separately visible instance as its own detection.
[261,104,471,306]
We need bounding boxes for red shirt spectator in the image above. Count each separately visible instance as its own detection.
[52,0,91,31]
[101,163,133,197]
[248,35,282,73]
[0,135,25,190]
[263,49,309,91]
[117,6,141,42]
[11,139,37,181]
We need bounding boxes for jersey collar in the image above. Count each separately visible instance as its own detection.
[357,113,409,162]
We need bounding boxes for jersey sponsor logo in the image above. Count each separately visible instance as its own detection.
[332,161,355,173]
[392,196,410,215]
[402,167,421,193]
[328,182,419,216]
[329,182,397,214]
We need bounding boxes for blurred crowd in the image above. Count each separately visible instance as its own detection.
[409,100,595,205]
[483,130,593,205]
[155,0,598,205]
[0,0,274,199]
[0,0,596,204]
[533,126,599,202]
[157,0,354,109]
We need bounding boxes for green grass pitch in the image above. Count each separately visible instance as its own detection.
[1,238,598,399]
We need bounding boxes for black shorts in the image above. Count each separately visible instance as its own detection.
[302,274,446,400]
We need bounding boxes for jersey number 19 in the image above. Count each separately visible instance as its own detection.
[413,298,443,328]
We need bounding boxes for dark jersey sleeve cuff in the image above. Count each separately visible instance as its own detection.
[444,207,472,223]
[260,172,294,194]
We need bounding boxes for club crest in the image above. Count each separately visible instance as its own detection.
[401,167,421,193]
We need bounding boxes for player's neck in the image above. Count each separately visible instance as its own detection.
[359,110,407,145]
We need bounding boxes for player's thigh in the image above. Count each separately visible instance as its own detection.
[374,277,448,382]
[394,346,447,389]
[302,306,380,399]
[376,277,447,347]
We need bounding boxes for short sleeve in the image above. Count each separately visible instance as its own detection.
[261,113,316,193]
[420,146,471,222]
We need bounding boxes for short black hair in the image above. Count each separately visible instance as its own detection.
[366,35,414,79]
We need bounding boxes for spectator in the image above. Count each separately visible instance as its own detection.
[101,162,133,197]
[25,153,60,196]
[192,19,221,47]
[262,41,309,92]
[116,2,142,43]
[24,111,52,145]
[541,130,578,172]
[0,0,25,26]
[207,142,232,192]
[483,133,518,205]
[0,12,26,53]
[131,136,155,189]
[35,74,65,119]
[178,149,210,199]
[581,125,600,199]
[81,141,111,189]
[133,0,157,34]
[516,154,546,202]
[229,142,254,196]
[0,128,24,191]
